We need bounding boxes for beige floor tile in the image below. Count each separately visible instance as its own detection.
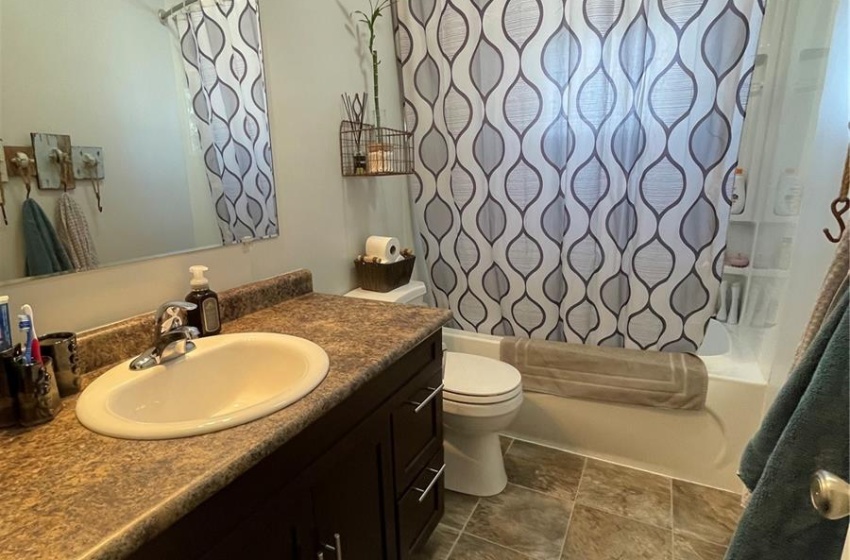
[672,480,742,546]
[673,533,728,560]
[448,533,530,559]
[576,459,672,528]
[465,483,573,558]
[443,490,480,530]
[562,505,672,560]
[413,524,461,560]
[504,440,586,500]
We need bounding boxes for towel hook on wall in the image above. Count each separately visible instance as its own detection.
[80,152,103,213]
[0,184,6,226]
[823,147,850,244]
[10,152,34,201]
[50,147,74,193]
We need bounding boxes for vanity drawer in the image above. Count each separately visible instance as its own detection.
[392,362,443,495]
[397,451,445,560]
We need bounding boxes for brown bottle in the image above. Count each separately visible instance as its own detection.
[185,266,221,337]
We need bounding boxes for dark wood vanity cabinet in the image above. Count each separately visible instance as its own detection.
[131,331,444,560]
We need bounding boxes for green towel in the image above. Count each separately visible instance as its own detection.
[21,199,73,277]
[728,289,849,559]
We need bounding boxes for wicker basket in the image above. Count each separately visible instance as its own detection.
[354,256,416,293]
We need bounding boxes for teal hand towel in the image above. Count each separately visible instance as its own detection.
[22,198,73,277]
[727,289,849,559]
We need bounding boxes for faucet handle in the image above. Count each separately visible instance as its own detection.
[154,301,198,335]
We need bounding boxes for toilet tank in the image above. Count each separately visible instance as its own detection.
[344,280,427,305]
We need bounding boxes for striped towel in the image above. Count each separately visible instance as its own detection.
[56,193,99,271]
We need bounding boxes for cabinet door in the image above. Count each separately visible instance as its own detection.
[200,492,310,560]
[311,417,397,560]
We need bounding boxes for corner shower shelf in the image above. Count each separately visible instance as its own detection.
[730,207,756,223]
[761,214,799,225]
[723,265,790,279]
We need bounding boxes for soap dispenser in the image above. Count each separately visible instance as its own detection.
[186,265,221,337]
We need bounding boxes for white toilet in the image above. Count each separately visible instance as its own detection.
[345,281,523,497]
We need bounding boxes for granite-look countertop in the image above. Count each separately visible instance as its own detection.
[0,293,452,560]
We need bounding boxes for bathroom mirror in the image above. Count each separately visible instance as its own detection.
[0,0,279,284]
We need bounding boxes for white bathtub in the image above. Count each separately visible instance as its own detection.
[441,320,767,492]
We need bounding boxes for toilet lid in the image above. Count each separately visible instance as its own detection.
[443,352,522,402]
[443,384,523,405]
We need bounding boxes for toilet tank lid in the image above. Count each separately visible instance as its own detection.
[344,280,426,304]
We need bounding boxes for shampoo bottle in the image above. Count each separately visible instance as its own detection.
[774,169,804,216]
[186,266,221,337]
[717,281,729,322]
[728,283,742,326]
[731,168,747,215]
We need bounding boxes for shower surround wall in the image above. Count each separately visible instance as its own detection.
[397,0,764,351]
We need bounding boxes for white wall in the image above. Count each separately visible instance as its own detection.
[0,2,4,136]
[762,0,849,405]
[0,0,222,281]
[0,0,416,337]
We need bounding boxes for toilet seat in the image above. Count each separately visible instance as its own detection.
[443,352,522,405]
[443,391,524,418]
[443,385,523,405]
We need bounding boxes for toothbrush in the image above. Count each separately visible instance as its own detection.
[19,305,41,365]
[18,314,33,365]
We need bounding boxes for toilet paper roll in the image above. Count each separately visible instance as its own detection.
[365,236,401,263]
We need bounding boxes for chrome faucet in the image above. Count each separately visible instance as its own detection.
[130,301,201,371]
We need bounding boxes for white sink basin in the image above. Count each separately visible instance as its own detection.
[76,333,329,440]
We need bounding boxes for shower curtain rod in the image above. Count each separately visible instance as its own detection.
[158,0,201,23]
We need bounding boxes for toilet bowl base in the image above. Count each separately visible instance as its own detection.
[444,429,507,497]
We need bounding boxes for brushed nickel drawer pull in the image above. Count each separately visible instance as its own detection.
[408,383,444,413]
[319,532,343,560]
[320,533,343,560]
[413,464,446,503]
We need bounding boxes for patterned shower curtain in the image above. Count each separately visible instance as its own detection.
[172,0,278,244]
[396,0,764,351]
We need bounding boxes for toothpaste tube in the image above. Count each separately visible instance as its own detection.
[0,297,10,353]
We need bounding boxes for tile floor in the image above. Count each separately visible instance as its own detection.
[416,437,743,560]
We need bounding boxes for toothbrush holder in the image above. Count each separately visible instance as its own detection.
[0,349,18,428]
[11,356,62,427]
[40,332,80,397]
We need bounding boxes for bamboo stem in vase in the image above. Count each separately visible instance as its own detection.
[372,50,381,132]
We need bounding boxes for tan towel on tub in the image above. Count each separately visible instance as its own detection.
[500,338,708,411]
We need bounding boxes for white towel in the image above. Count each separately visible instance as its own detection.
[56,193,99,271]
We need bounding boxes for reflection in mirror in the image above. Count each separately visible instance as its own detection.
[0,0,278,284]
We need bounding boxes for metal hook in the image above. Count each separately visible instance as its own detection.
[823,197,849,243]
[0,184,7,225]
[11,153,34,200]
[92,180,103,213]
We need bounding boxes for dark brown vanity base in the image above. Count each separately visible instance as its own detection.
[130,330,444,560]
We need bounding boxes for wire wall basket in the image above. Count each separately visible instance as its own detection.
[339,121,414,177]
